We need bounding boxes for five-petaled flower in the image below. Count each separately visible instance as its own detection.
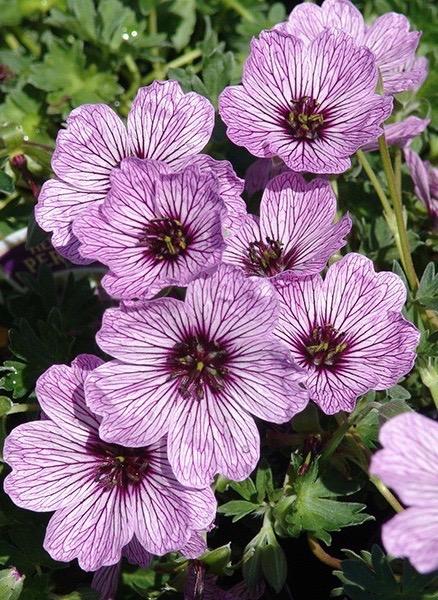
[370,412,438,574]
[3,355,215,571]
[85,265,308,489]
[74,158,225,300]
[35,80,244,264]
[223,172,351,280]
[219,29,392,174]
[282,0,427,94]
[273,253,419,414]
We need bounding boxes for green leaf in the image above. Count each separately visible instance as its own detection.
[0,361,27,399]
[228,477,257,501]
[170,0,197,51]
[0,171,15,195]
[98,0,139,51]
[201,49,235,106]
[217,500,260,522]
[29,36,122,114]
[275,459,373,544]
[68,0,97,40]
[332,544,438,599]
[7,312,74,394]
[416,262,438,311]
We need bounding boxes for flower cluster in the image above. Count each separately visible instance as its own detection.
[3,0,429,595]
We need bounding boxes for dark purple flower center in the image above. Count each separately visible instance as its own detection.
[245,237,295,277]
[168,335,229,399]
[304,324,348,368]
[141,217,188,260]
[287,97,324,141]
[93,443,149,489]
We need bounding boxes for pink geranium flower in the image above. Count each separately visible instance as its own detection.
[219,29,392,174]
[223,172,351,279]
[273,253,419,414]
[36,81,244,263]
[74,158,225,300]
[3,355,215,571]
[370,412,438,573]
[283,0,428,94]
[85,265,308,489]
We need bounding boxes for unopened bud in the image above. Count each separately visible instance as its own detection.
[10,154,27,170]
[0,567,24,600]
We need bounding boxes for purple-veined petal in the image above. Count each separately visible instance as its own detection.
[167,388,260,488]
[35,354,102,439]
[44,484,134,571]
[52,104,128,192]
[3,421,100,512]
[370,413,438,507]
[127,81,214,165]
[381,507,438,574]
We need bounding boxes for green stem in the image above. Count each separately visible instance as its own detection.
[370,475,404,513]
[394,147,402,201]
[378,135,419,291]
[166,48,202,70]
[320,417,351,463]
[356,149,393,219]
[143,49,202,85]
[7,403,39,415]
[149,8,165,80]
[222,0,256,22]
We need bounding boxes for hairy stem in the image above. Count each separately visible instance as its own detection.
[378,135,419,291]
[356,149,393,219]
[370,475,404,513]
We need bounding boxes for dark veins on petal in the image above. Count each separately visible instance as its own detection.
[167,334,229,400]
[303,324,348,368]
[286,96,325,141]
[245,237,296,277]
[91,442,150,489]
[140,217,189,261]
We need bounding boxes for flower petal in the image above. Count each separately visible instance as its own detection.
[36,354,102,439]
[86,360,179,447]
[95,298,190,364]
[361,116,429,152]
[92,563,121,600]
[3,421,99,512]
[52,104,128,192]
[370,413,438,506]
[381,507,438,574]
[284,0,365,43]
[227,340,308,422]
[185,264,279,344]
[44,485,133,571]
[364,13,421,94]
[219,31,304,159]
[127,81,214,165]
[260,172,351,276]
[133,439,216,551]
[167,389,260,488]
